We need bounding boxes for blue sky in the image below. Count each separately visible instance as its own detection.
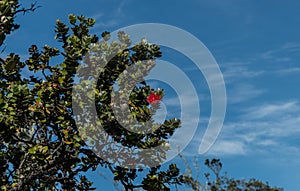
[4,0,300,190]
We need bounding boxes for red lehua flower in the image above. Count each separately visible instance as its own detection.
[147,93,162,104]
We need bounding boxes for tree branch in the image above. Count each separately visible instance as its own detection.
[15,2,41,15]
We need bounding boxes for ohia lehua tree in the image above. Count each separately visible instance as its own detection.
[0,1,188,190]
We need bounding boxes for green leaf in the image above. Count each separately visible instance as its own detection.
[28,147,36,154]
[86,18,96,27]
[68,14,76,25]
[58,76,64,84]
[73,135,81,142]
[7,93,13,98]
[114,172,118,176]
[42,146,48,153]
[0,102,7,110]
[60,62,67,68]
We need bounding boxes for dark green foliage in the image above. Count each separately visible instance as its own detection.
[0,0,38,47]
[202,159,283,191]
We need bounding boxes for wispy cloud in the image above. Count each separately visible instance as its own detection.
[260,42,300,63]
[203,100,300,159]
[242,101,298,119]
[227,83,265,104]
[205,140,246,156]
[274,67,300,75]
[261,50,291,62]
[282,42,300,51]
[223,62,264,81]
[90,0,129,29]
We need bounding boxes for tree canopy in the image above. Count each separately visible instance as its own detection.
[0,1,282,190]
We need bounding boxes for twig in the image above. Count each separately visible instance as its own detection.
[15,1,41,15]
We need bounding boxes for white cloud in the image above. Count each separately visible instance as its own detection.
[89,12,120,29]
[256,139,277,146]
[206,140,246,156]
[172,40,300,159]
[275,67,300,75]
[260,42,300,62]
[91,0,129,30]
[242,101,299,119]
[282,42,300,51]
[227,83,265,104]
[223,62,264,82]
[202,100,300,157]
